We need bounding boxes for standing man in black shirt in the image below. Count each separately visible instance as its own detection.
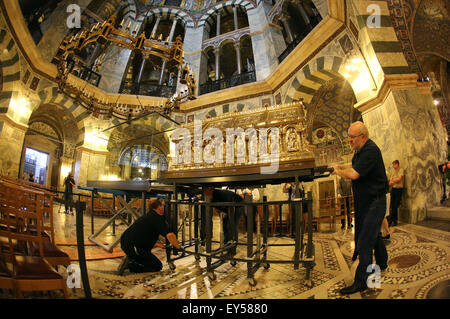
[330,121,388,295]
[119,199,182,274]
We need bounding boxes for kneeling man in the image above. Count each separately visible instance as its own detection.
[119,199,181,274]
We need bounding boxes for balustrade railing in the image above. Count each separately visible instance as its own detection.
[66,59,101,87]
[199,70,256,95]
[119,81,177,98]
[278,16,322,63]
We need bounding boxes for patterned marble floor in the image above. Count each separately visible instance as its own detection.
[2,205,449,300]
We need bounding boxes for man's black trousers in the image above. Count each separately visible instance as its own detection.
[120,236,162,272]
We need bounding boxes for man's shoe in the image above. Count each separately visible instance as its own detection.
[118,256,130,275]
[340,284,367,295]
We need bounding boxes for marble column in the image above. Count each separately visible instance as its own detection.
[86,43,101,68]
[0,116,27,178]
[151,16,161,38]
[234,42,242,74]
[160,18,179,85]
[311,0,328,18]
[137,54,146,84]
[233,6,239,30]
[297,2,311,27]
[247,3,286,80]
[280,13,294,43]
[74,147,108,187]
[168,18,179,41]
[216,12,221,37]
[36,0,92,63]
[98,45,133,93]
[214,47,220,81]
[182,24,207,96]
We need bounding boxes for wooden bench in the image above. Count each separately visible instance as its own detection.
[0,182,68,298]
[0,180,70,268]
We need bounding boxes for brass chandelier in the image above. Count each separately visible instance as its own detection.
[55,13,196,120]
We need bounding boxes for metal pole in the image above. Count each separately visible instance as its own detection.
[112,194,116,235]
[182,206,186,246]
[75,200,92,299]
[165,193,172,262]
[263,196,268,255]
[305,190,314,285]
[141,191,146,216]
[294,176,301,269]
[278,204,282,237]
[174,185,178,236]
[230,206,236,255]
[194,203,199,256]
[246,203,253,279]
[206,202,213,274]
[189,203,193,246]
[90,191,95,235]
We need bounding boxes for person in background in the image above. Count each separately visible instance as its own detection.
[23,170,30,181]
[204,187,245,251]
[243,187,260,236]
[337,176,353,229]
[388,160,404,226]
[63,172,76,214]
[283,182,305,236]
[28,171,35,183]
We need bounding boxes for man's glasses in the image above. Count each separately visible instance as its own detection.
[348,134,363,139]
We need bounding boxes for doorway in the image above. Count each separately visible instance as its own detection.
[23,147,49,185]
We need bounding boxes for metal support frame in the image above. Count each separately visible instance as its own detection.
[165,195,315,287]
[88,193,140,252]
[78,182,169,253]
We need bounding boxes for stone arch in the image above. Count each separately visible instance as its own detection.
[283,54,375,105]
[37,86,87,131]
[106,115,171,177]
[198,0,256,29]
[218,38,236,50]
[107,115,172,154]
[21,101,86,187]
[29,101,83,148]
[35,86,119,148]
[143,6,194,30]
[121,0,138,21]
[303,76,361,157]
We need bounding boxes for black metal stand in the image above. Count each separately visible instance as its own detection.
[158,166,333,287]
